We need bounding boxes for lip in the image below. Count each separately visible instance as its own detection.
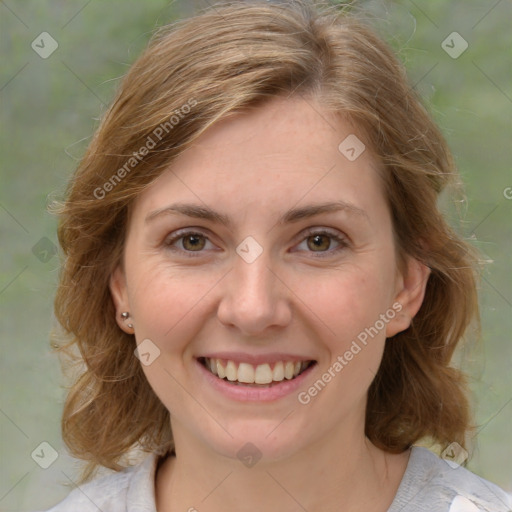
[195,357,317,402]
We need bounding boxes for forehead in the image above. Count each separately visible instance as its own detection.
[132,96,387,225]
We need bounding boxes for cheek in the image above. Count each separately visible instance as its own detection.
[128,261,221,349]
[295,263,395,344]
[128,266,220,412]
[295,269,393,410]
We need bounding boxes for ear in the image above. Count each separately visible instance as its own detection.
[385,257,431,338]
[110,265,133,334]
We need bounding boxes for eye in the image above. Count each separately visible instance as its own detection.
[294,229,348,257]
[164,230,215,255]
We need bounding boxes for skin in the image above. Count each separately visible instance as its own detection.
[110,96,430,512]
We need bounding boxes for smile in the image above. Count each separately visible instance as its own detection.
[198,357,315,388]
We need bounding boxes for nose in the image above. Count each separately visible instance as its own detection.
[216,251,292,336]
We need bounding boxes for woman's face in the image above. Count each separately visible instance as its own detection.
[111,96,427,462]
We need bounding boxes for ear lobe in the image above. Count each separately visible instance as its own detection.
[385,257,431,338]
[110,265,132,333]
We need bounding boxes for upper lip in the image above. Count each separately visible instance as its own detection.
[198,352,316,365]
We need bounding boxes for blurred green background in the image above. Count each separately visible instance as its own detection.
[1,0,510,510]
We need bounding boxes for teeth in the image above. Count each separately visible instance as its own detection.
[225,360,237,381]
[284,361,295,380]
[203,358,311,385]
[216,359,226,379]
[254,363,273,384]
[238,363,255,383]
[273,361,284,381]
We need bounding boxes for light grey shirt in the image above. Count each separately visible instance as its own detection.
[38,446,512,511]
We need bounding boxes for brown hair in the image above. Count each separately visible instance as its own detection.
[53,0,479,482]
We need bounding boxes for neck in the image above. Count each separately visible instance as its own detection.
[155,420,409,512]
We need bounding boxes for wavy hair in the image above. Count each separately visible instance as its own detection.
[52,0,479,483]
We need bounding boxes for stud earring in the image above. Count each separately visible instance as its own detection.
[121,311,134,329]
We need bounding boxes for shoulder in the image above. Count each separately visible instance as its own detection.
[35,452,159,512]
[389,446,512,512]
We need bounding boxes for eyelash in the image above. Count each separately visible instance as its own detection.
[163,228,349,258]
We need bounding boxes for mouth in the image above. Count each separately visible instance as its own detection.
[197,357,316,388]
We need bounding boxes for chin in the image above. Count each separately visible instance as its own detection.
[200,418,310,467]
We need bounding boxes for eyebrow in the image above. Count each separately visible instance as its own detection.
[145,200,369,227]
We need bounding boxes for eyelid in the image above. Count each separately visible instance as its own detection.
[300,226,348,242]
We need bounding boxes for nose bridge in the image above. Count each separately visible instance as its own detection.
[217,246,290,334]
[236,253,274,301]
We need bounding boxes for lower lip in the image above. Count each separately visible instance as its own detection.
[195,359,317,402]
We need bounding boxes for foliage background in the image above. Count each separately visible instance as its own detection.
[1,0,510,510]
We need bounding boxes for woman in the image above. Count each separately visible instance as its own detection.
[40,1,511,511]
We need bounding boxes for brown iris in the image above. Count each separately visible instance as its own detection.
[307,234,331,251]
[182,234,206,251]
